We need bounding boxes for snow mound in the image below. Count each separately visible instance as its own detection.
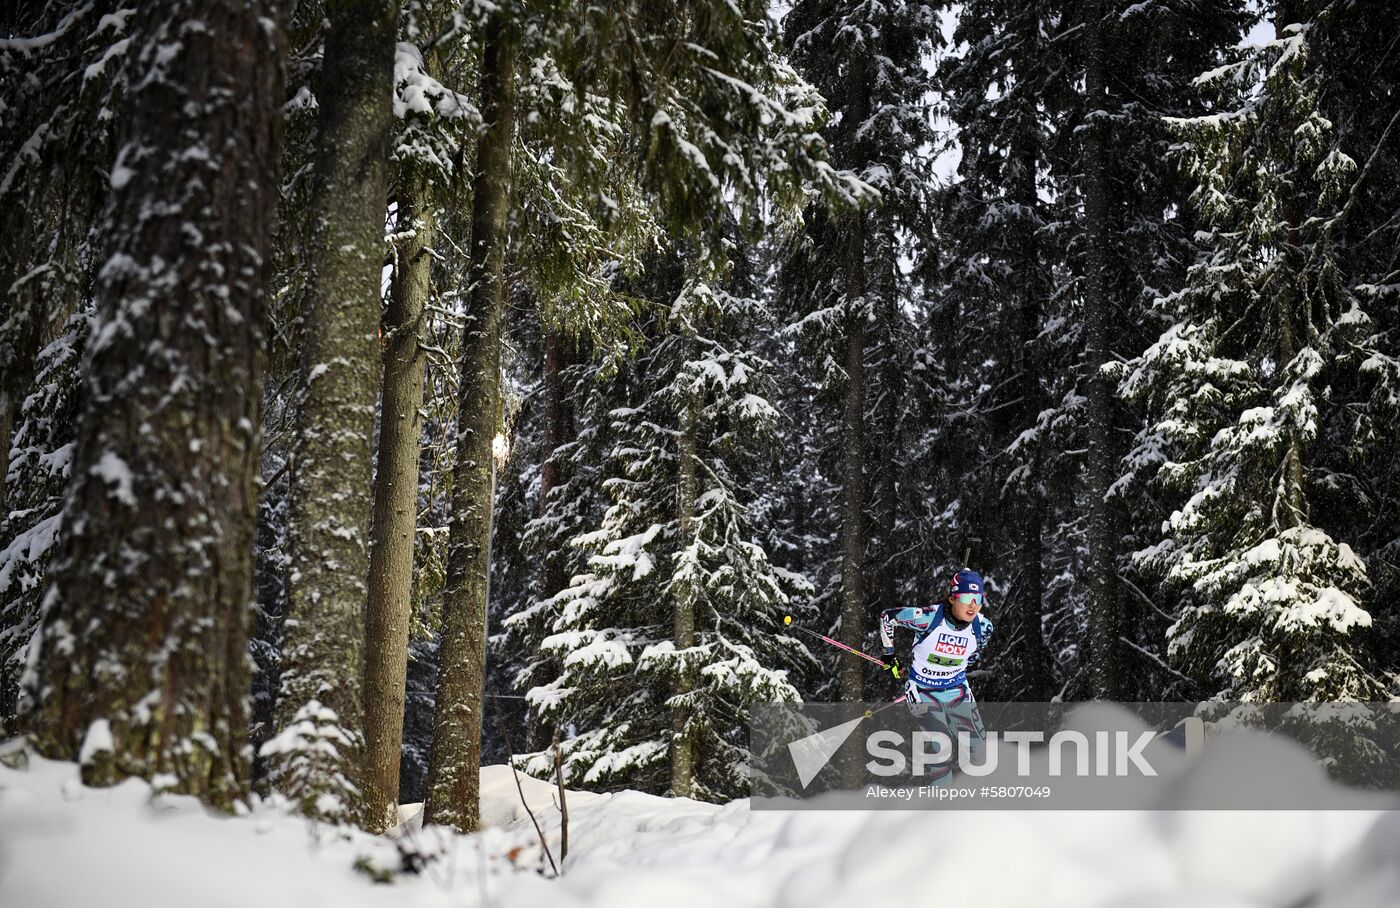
[395,763,609,831]
[1,741,1396,908]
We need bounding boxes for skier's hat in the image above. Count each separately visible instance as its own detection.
[949,568,984,597]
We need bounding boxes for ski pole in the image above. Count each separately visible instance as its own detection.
[783,615,890,669]
[864,696,907,718]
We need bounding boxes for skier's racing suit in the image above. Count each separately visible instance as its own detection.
[880,604,993,782]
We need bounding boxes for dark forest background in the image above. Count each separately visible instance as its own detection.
[2,0,1398,831]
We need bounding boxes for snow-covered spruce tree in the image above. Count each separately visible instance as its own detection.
[732,232,832,683]
[491,40,667,758]
[436,60,707,791]
[780,0,938,704]
[0,0,130,729]
[1300,2,1400,677]
[933,0,1061,700]
[1052,0,1248,699]
[751,304,838,699]
[0,0,126,404]
[477,318,541,766]
[1120,9,1392,701]
[338,6,660,811]
[265,0,398,823]
[427,0,867,829]
[21,0,283,806]
[390,29,665,778]
[934,0,1245,700]
[503,335,633,748]
[512,265,815,800]
[0,312,88,735]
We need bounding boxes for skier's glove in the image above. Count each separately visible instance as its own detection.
[887,654,903,679]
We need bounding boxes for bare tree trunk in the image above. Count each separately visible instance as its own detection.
[1083,2,1123,701]
[274,0,398,821]
[539,330,570,600]
[837,52,870,709]
[1276,248,1306,523]
[0,390,11,536]
[837,215,869,791]
[1011,124,1055,700]
[1278,294,1305,527]
[839,264,869,705]
[24,0,282,809]
[524,330,570,754]
[872,227,900,620]
[1274,0,1306,530]
[671,394,698,798]
[0,387,11,729]
[362,179,435,832]
[425,16,517,832]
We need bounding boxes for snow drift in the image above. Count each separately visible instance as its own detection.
[1,726,1397,908]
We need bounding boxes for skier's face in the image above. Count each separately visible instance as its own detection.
[948,593,982,623]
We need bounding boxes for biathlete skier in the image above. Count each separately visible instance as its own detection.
[879,568,993,783]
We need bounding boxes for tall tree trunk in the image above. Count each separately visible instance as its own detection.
[1083,3,1123,701]
[0,388,16,730]
[362,180,435,833]
[1011,121,1055,700]
[837,212,869,791]
[525,329,569,753]
[839,227,868,705]
[24,0,282,809]
[425,17,517,832]
[672,394,699,797]
[872,228,900,625]
[837,53,870,708]
[274,0,398,821]
[0,390,11,538]
[1277,286,1305,528]
[1274,0,1306,531]
[538,330,571,601]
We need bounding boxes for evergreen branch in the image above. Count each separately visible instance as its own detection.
[1118,572,1177,626]
[1321,102,1400,240]
[1118,634,1194,690]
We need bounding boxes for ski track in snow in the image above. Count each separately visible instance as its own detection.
[1,746,1397,908]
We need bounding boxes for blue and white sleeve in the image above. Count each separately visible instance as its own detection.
[879,607,936,654]
[968,615,994,666]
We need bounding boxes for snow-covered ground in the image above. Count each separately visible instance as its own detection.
[2,742,1397,908]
